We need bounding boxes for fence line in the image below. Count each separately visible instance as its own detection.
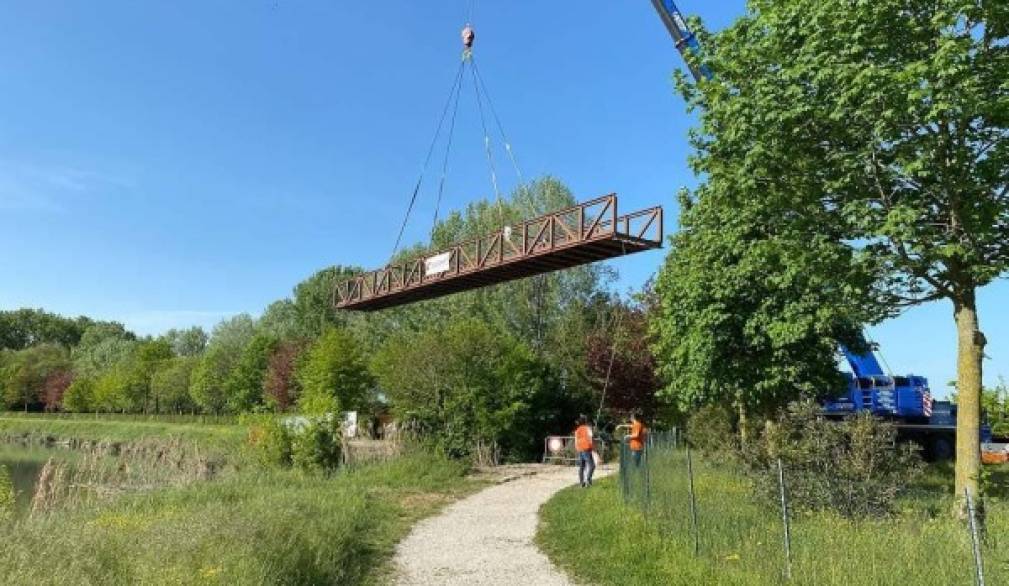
[616,430,1003,584]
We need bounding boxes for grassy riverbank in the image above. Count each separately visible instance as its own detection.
[0,413,245,454]
[537,461,1009,586]
[0,416,480,585]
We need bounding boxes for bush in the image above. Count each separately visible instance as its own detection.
[742,401,923,518]
[291,416,343,473]
[246,416,293,467]
[686,404,736,456]
[246,415,342,473]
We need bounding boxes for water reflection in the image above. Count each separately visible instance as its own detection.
[0,445,74,512]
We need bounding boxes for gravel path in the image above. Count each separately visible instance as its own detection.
[393,464,610,585]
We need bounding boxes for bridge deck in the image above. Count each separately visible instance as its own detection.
[333,194,663,312]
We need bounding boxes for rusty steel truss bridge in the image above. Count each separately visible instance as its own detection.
[333,194,663,311]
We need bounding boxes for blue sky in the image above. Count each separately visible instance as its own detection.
[0,1,1005,393]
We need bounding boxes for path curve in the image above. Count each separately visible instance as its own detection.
[393,464,610,585]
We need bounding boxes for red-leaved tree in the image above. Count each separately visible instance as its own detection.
[41,369,74,412]
[263,340,306,412]
[586,304,658,419]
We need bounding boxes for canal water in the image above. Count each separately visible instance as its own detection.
[0,445,74,512]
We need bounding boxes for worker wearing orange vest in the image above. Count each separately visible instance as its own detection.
[574,414,595,488]
[627,412,647,466]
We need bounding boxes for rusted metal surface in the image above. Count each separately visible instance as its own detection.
[333,194,663,312]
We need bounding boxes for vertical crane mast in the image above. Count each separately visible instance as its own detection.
[650,0,712,81]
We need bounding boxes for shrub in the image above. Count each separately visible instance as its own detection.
[742,401,923,518]
[246,416,294,467]
[686,404,736,456]
[246,415,342,473]
[291,416,343,473]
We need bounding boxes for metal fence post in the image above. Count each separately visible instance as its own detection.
[644,435,652,514]
[966,489,985,586]
[686,443,699,557]
[777,459,793,581]
[620,441,629,505]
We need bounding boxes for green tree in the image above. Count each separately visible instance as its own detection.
[676,0,1008,500]
[652,189,870,422]
[189,346,232,414]
[188,315,258,414]
[0,308,97,350]
[372,318,568,462]
[2,344,70,411]
[63,376,97,412]
[132,339,174,412]
[151,357,199,414]
[225,334,278,413]
[296,328,372,415]
[160,327,208,357]
[92,364,135,413]
[72,324,136,379]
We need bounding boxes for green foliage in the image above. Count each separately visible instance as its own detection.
[743,402,924,518]
[686,404,736,457]
[538,463,1009,586]
[62,376,97,412]
[296,328,372,416]
[91,364,137,413]
[150,357,198,414]
[159,326,208,357]
[225,334,278,413]
[245,415,294,467]
[373,318,569,462]
[675,0,1008,496]
[2,344,71,411]
[0,440,475,585]
[983,378,1009,437]
[0,308,112,351]
[72,324,136,380]
[291,416,343,473]
[189,346,233,415]
[0,465,14,522]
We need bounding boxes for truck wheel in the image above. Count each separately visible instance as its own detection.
[931,436,954,461]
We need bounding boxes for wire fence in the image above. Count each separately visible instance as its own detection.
[617,430,1006,585]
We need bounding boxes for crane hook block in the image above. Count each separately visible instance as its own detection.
[461,24,475,49]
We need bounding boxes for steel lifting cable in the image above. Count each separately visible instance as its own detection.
[470,61,506,229]
[432,60,466,234]
[390,60,467,261]
[471,57,524,189]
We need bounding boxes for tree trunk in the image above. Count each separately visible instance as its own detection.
[954,291,985,512]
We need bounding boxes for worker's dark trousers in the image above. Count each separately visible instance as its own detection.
[578,451,595,486]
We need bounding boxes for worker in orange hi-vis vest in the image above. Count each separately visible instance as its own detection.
[627,412,648,466]
[574,414,595,488]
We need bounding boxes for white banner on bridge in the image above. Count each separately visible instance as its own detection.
[425,252,451,275]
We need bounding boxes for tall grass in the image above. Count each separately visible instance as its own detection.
[1,452,475,585]
[0,415,246,456]
[538,452,1009,586]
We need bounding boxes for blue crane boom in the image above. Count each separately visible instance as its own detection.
[647,1,993,455]
[650,0,712,81]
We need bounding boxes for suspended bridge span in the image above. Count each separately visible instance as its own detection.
[333,194,663,312]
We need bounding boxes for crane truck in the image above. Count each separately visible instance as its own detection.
[649,0,994,459]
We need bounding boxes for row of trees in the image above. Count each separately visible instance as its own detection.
[0,179,660,462]
[654,0,1008,501]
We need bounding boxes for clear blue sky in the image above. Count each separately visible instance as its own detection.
[0,1,1005,393]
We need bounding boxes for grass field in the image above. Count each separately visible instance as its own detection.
[538,452,1009,586]
[0,414,246,455]
[0,415,481,585]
